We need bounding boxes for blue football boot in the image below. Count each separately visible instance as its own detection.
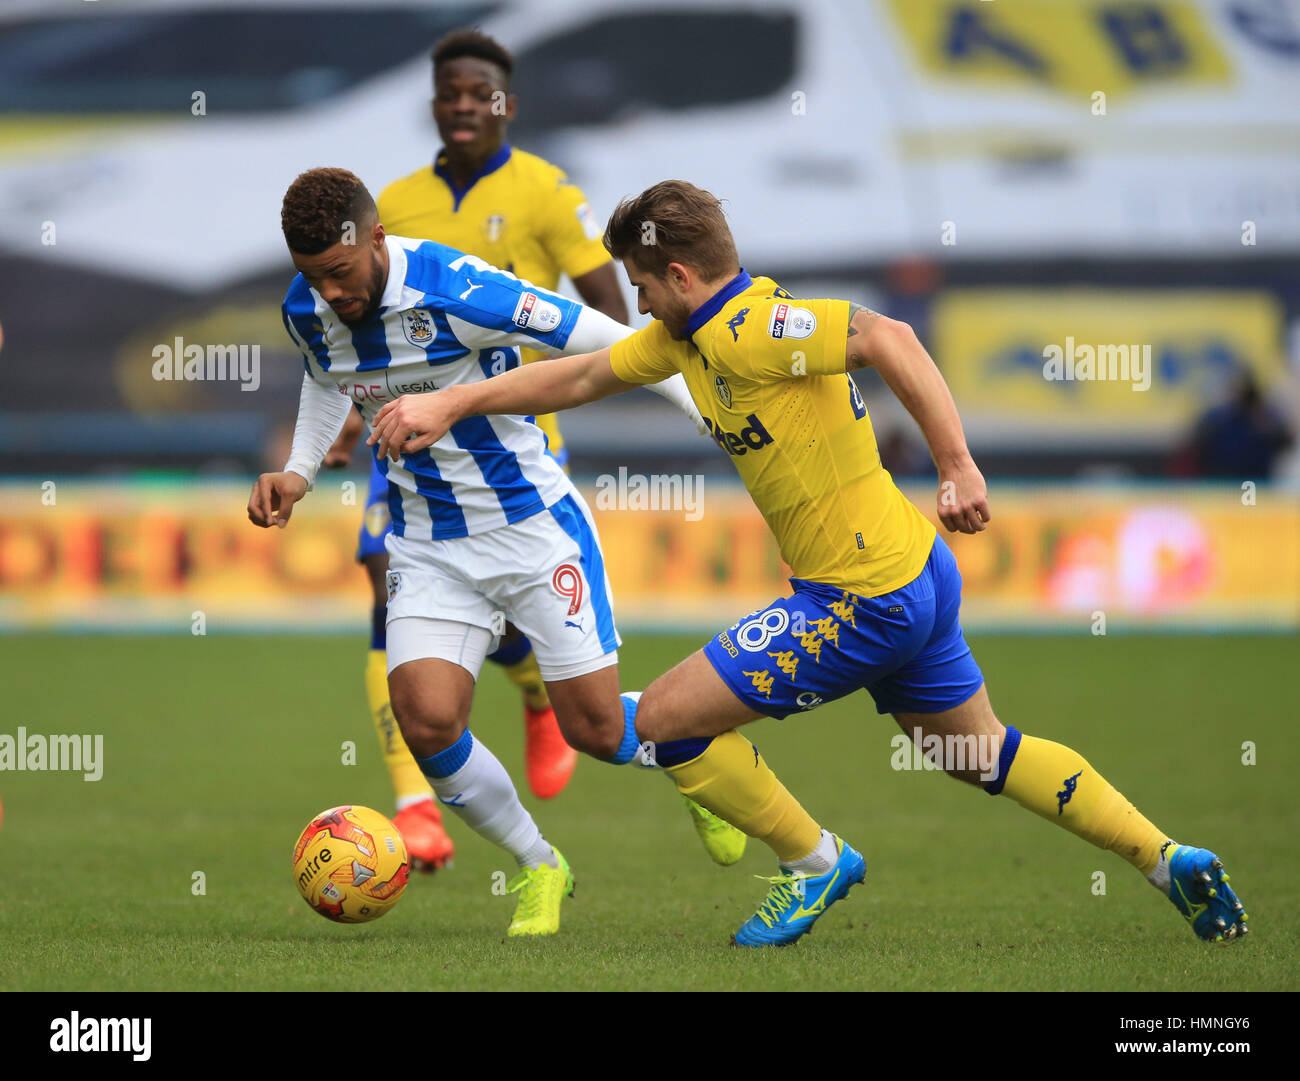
[733,836,865,947]
[1167,844,1249,942]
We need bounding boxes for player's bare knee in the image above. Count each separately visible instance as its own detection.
[570,716,623,760]
[555,704,622,760]
[388,683,461,758]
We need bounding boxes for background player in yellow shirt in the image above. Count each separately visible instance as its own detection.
[341,30,631,870]
[368,180,1249,948]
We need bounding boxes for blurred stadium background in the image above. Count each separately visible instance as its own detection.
[1,0,1297,635]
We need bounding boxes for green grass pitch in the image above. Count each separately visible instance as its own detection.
[1,633,1295,992]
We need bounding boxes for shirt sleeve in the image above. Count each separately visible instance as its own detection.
[608,321,682,385]
[539,173,614,282]
[561,305,633,355]
[730,297,852,381]
[283,372,352,490]
[437,251,585,354]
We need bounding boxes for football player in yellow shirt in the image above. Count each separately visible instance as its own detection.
[368,180,1248,947]
[341,31,631,869]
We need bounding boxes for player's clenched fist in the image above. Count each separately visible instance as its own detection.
[937,459,991,535]
[248,471,308,528]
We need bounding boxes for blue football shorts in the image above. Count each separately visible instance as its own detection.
[703,533,984,718]
[355,456,391,562]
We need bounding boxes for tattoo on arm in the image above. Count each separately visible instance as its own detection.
[846,302,879,370]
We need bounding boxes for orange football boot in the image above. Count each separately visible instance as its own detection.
[393,798,454,872]
[524,704,577,800]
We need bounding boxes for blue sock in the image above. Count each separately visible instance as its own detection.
[416,729,474,779]
[486,632,532,667]
[603,693,643,765]
[983,724,1022,795]
[653,737,715,768]
[370,604,386,651]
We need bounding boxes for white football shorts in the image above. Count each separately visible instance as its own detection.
[384,489,621,682]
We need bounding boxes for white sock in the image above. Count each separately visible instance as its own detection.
[426,733,557,869]
[781,829,839,876]
[1146,839,1179,892]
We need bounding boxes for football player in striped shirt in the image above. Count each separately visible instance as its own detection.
[342,30,635,868]
[374,180,1250,947]
[250,169,732,935]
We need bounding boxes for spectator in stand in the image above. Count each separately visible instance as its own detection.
[1182,371,1294,480]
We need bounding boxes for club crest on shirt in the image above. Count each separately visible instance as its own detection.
[768,303,816,340]
[714,374,732,408]
[483,214,506,244]
[401,308,435,347]
[512,292,562,333]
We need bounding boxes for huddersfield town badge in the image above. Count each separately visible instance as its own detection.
[401,308,435,347]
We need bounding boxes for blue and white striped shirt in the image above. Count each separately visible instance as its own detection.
[282,235,589,540]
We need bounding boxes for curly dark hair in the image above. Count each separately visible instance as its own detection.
[280,167,376,255]
[432,29,513,83]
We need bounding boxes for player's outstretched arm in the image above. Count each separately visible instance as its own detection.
[849,307,991,534]
[547,305,705,434]
[247,371,350,528]
[368,347,632,461]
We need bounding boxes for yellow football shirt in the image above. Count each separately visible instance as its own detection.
[378,143,612,460]
[609,272,936,596]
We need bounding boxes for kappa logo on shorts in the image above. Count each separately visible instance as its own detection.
[552,563,584,616]
[385,571,401,602]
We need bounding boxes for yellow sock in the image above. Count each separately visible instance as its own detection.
[663,731,821,863]
[365,648,431,805]
[998,730,1167,874]
[500,650,550,711]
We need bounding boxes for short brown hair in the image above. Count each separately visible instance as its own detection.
[281,167,376,255]
[604,180,739,281]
